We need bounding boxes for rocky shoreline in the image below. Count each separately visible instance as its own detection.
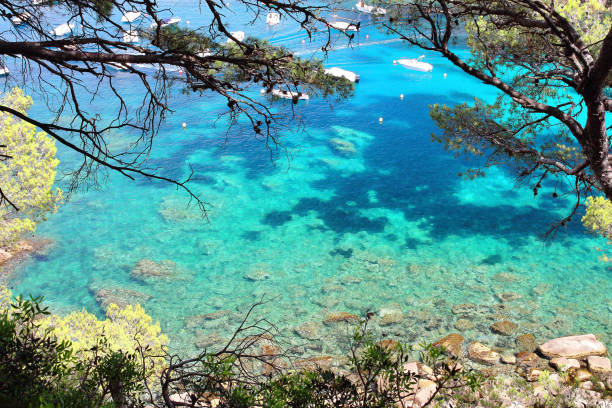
[0,238,53,280]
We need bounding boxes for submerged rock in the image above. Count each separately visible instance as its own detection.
[496,292,522,302]
[194,332,225,349]
[323,312,360,325]
[244,268,270,281]
[94,287,151,310]
[454,318,474,331]
[493,272,520,283]
[516,333,538,352]
[433,333,464,358]
[379,312,403,326]
[294,321,321,340]
[491,320,518,336]
[130,259,176,280]
[538,334,607,359]
[329,138,357,156]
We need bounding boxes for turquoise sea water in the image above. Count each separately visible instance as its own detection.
[5,0,612,357]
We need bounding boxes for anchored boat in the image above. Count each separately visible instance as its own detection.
[271,89,309,100]
[51,22,75,37]
[151,17,181,29]
[355,1,386,15]
[107,62,132,71]
[11,12,30,25]
[121,11,142,23]
[123,30,139,43]
[328,21,360,31]
[397,55,433,72]
[266,12,280,25]
[325,67,360,83]
[226,31,245,44]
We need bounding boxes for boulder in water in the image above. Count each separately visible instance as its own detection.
[538,334,607,359]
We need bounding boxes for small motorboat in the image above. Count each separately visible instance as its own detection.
[151,17,181,29]
[0,67,9,76]
[325,67,360,83]
[51,22,75,37]
[226,31,245,44]
[122,32,139,43]
[196,49,212,57]
[121,11,142,23]
[11,12,30,25]
[355,1,386,15]
[397,55,433,72]
[328,21,359,31]
[266,12,280,25]
[271,89,309,100]
[107,62,132,71]
[123,30,139,43]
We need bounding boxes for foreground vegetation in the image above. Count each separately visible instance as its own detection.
[2,286,612,408]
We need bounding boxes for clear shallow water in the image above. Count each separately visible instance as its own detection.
[6,1,612,358]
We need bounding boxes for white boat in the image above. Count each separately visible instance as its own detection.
[123,30,139,43]
[397,56,433,72]
[11,12,30,25]
[328,21,359,31]
[107,62,132,71]
[121,11,141,23]
[51,22,75,37]
[266,12,280,25]
[196,49,212,57]
[355,1,386,15]
[325,67,360,83]
[271,89,309,100]
[226,31,245,44]
[151,17,181,28]
[0,67,9,76]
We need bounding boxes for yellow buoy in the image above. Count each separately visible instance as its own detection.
[444,73,447,79]
[379,117,383,123]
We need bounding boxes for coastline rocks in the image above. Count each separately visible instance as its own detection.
[538,334,607,359]
[294,321,321,340]
[467,341,500,365]
[0,238,54,270]
[294,355,334,371]
[550,357,581,372]
[587,356,611,374]
[433,333,464,358]
[516,333,537,352]
[491,320,518,336]
[323,312,360,325]
[501,354,517,364]
[515,352,541,368]
[130,259,176,280]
